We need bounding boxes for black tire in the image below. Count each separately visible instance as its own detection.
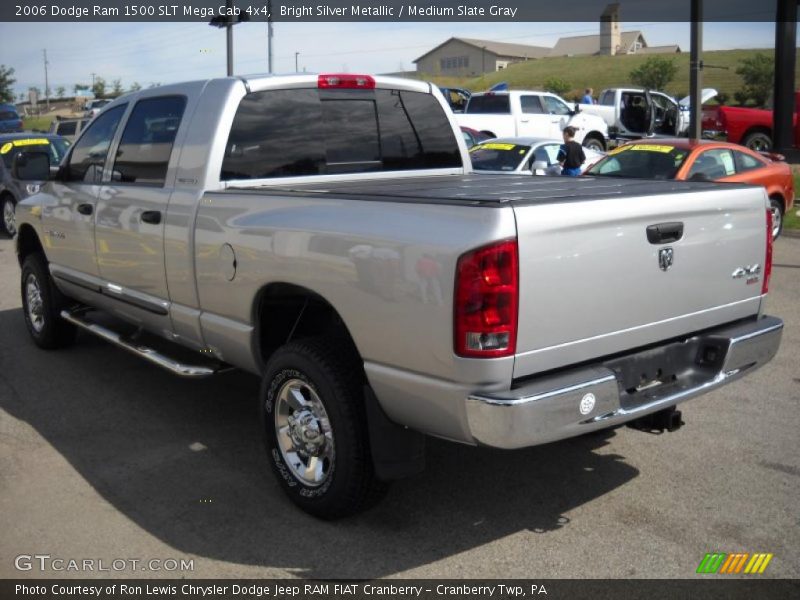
[1,194,16,237]
[769,197,784,240]
[260,337,388,519]
[742,131,772,152]
[582,135,606,152]
[20,253,77,349]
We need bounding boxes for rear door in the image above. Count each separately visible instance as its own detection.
[94,95,187,317]
[512,184,767,377]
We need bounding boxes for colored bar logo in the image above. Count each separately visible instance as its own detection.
[697,552,773,574]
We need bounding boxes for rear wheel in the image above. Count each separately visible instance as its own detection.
[1,195,16,236]
[260,337,387,519]
[742,131,772,152]
[20,253,77,349]
[769,197,784,240]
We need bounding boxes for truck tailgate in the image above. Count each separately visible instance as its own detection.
[512,179,769,378]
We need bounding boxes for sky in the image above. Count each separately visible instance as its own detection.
[0,20,789,98]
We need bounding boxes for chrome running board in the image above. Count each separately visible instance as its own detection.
[60,308,222,378]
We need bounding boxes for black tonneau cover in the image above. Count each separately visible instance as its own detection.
[224,174,753,207]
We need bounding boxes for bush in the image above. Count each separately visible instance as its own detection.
[544,77,571,96]
[735,53,774,107]
[629,57,678,90]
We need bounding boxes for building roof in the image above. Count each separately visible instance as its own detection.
[413,37,551,63]
[638,45,682,54]
[549,30,645,57]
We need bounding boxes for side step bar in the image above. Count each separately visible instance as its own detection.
[60,309,223,378]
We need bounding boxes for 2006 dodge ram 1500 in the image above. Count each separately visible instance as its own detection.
[12,73,783,519]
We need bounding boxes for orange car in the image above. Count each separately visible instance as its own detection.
[586,139,794,239]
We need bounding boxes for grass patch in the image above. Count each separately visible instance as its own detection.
[22,116,54,132]
[785,168,800,231]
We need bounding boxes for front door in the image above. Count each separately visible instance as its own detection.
[43,104,128,279]
[517,95,555,137]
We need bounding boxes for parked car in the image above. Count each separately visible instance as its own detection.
[585,139,794,238]
[84,99,112,118]
[460,126,492,148]
[12,74,782,519]
[440,87,471,113]
[49,117,90,142]
[469,136,604,175]
[582,88,717,139]
[0,133,71,235]
[0,103,23,133]
[456,90,609,150]
[703,91,800,151]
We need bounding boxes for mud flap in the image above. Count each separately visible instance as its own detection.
[364,385,426,480]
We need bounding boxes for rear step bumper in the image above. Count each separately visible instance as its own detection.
[60,309,223,378]
[465,316,783,449]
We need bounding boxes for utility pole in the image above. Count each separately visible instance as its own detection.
[295,52,299,72]
[688,0,703,140]
[91,72,96,90]
[43,49,50,111]
[267,0,273,73]
[209,0,249,76]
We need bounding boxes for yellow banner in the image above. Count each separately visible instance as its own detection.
[0,138,50,154]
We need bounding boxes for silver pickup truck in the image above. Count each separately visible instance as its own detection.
[11,73,783,519]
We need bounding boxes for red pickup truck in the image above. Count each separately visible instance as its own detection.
[703,92,800,151]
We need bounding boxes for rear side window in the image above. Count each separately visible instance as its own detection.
[65,105,126,183]
[221,88,461,180]
[112,96,186,185]
[733,150,766,173]
[0,111,19,120]
[466,95,510,114]
[58,121,77,136]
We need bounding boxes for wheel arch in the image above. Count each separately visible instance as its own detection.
[582,131,607,150]
[252,281,362,372]
[741,126,772,145]
[15,223,45,267]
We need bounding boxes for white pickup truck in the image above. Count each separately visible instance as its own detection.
[12,73,782,519]
[456,90,609,150]
[582,87,718,139]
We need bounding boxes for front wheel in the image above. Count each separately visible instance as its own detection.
[743,131,772,152]
[260,337,387,519]
[582,136,605,152]
[1,195,16,236]
[20,253,77,349]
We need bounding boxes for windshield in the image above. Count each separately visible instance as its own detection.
[1,137,71,169]
[469,142,530,171]
[586,144,688,179]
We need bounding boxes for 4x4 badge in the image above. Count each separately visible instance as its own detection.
[659,247,674,271]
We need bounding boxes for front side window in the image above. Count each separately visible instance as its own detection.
[65,105,126,183]
[221,88,461,180]
[112,96,186,185]
[687,148,736,180]
[520,95,544,114]
[542,96,571,115]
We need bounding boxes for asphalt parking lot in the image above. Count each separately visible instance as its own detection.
[0,233,798,580]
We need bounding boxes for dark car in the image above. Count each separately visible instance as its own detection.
[460,126,493,148]
[0,104,23,133]
[1,133,71,236]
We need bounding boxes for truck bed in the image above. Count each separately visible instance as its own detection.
[227,174,753,206]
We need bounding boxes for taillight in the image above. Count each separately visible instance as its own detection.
[318,74,375,89]
[763,209,773,295]
[454,240,519,358]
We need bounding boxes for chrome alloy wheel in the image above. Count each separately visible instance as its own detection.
[3,199,15,236]
[770,204,782,240]
[274,378,335,487]
[25,273,45,333]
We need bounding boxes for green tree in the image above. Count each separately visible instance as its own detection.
[92,77,106,98]
[73,84,89,93]
[735,53,774,107]
[129,81,142,92]
[629,57,678,91]
[111,78,123,96]
[56,85,66,98]
[0,65,17,103]
[544,77,571,96]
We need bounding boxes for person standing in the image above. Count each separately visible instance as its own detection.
[557,126,586,177]
[581,87,595,105]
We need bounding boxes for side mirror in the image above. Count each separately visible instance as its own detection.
[12,151,51,181]
[531,160,549,172]
[688,172,711,182]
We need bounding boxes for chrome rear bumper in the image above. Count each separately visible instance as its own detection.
[466,316,783,449]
